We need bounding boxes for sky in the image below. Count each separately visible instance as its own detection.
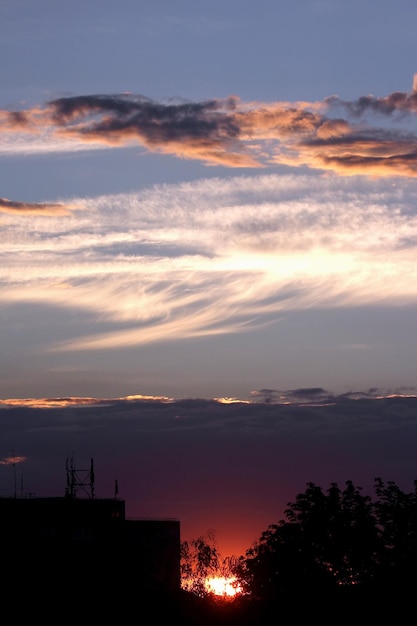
[2,0,417,557]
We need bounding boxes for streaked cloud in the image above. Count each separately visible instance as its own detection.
[2,173,417,352]
[0,394,174,409]
[0,197,75,216]
[2,77,417,175]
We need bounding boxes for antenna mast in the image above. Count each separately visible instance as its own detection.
[65,456,95,499]
[11,450,16,498]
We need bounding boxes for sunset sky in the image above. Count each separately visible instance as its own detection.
[2,0,417,558]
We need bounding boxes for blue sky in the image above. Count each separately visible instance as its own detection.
[2,0,417,556]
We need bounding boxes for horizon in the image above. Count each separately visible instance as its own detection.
[2,391,417,558]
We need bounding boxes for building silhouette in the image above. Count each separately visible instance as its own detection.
[0,459,181,596]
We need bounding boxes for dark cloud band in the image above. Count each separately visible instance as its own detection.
[3,78,417,175]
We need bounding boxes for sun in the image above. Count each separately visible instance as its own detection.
[204,576,243,598]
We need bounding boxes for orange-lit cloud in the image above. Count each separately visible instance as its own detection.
[0,394,174,408]
[124,394,174,403]
[214,397,250,404]
[0,397,104,408]
[0,197,75,216]
[0,455,27,465]
[2,78,417,175]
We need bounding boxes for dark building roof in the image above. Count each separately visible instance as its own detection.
[0,495,181,594]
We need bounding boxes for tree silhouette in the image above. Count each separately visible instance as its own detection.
[373,477,417,587]
[181,530,242,599]
[181,530,221,597]
[237,479,413,600]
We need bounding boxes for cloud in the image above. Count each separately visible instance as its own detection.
[1,94,259,167]
[0,197,75,216]
[1,392,417,435]
[3,78,417,175]
[248,386,416,406]
[0,394,174,409]
[0,455,26,466]
[326,87,417,117]
[2,173,417,352]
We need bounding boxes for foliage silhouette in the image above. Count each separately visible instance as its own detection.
[181,529,241,598]
[237,478,417,601]
[181,529,221,596]
[373,477,417,587]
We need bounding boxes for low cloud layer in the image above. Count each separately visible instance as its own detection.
[1,386,415,411]
[2,77,417,175]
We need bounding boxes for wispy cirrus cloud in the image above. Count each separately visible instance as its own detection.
[2,173,417,352]
[2,77,417,175]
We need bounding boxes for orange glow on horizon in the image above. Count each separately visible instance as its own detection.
[204,576,243,597]
[182,575,243,598]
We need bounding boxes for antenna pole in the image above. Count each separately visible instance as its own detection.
[65,456,95,499]
[11,450,16,498]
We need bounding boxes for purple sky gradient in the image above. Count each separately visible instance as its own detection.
[1,392,417,557]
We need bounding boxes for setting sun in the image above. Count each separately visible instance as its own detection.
[205,576,242,598]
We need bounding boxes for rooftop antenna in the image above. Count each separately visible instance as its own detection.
[65,456,95,499]
[11,450,16,498]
